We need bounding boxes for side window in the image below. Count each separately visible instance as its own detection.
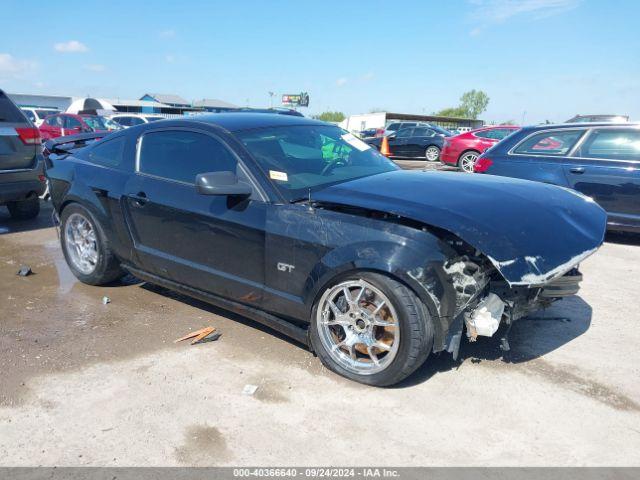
[386,123,400,132]
[23,110,36,122]
[413,127,434,137]
[130,117,145,126]
[46,116,63,127]
[88,136,126,168]
[579,129,640,160]
[138,130,237,183]
[64,116,82,129]
[396,128,414,138]
[514,130,584,156]
[115,117,131,127]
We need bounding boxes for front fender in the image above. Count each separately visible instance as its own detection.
[302,233,460,352]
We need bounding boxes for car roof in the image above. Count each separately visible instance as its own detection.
[168,113,327,132]
[520,122,640,132]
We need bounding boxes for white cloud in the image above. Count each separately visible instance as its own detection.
[0,53,37,77]
[53,40,89,53]
[469,0,580,33]
[362,72,375,81]
[165,54,176,63]
[160,29,176,38]
[336,77,348,87]
[84,64,106,72]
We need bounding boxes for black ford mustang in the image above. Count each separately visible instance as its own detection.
[45,114,606,386]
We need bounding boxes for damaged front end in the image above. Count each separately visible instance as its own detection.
[440,236,585,358]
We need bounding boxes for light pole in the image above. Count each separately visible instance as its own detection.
[268,91,275,108]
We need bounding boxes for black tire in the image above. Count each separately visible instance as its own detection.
[7,197,40,220]
[60,203,125,285]
[425,145,440,162]
[309,272,433,387]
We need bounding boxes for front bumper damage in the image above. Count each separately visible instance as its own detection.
[442,247,585,359]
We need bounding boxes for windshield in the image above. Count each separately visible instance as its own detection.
[82,116,108,131]
[237,125,398,202]
[144,116,163,122]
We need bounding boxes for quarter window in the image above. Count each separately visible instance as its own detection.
[578,129,640,160]
[88,136,126,168]
[514,130,584,156]
[138,130,237,183]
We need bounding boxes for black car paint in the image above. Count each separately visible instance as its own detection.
[46,114,606,353]
[365,128,445,158]
[478,123,640,233]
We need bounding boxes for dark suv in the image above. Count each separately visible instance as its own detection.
[0,90,45,219]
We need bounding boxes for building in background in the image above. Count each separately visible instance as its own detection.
[340,112,484,134]
[7,93,74,112]
[8,92,238,118]
[192,98,239,113]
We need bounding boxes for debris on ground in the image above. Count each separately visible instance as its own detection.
[102,296,111,305]
[242,384,258,396]
[16,265,33,277]
[174,326,219,345]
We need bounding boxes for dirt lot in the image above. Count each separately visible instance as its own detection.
[1,198,640,466]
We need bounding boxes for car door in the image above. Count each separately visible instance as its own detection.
[406,127,434,157]
[565,128,640,229]
[122,127,267,306]
[39,115,64,139]
[390,128,414,156]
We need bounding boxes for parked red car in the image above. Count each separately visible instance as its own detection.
[39,113,120,140]
[440,125,520,172]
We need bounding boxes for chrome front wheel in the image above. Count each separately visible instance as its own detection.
[316,279,400,375]
[64,212,98,275]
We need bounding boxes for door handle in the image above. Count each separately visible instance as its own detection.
[128,192,148,207]
[570,167,585,174]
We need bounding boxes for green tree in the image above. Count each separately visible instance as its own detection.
[434,106,467,118]
[434,90,490,119]
[459,89,490,119]
[313,111,346,122]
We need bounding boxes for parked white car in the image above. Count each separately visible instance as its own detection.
[20,107,59,127]
[110,114,165,128]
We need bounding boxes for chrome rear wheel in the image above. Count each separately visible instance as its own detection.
[64,212,98,275]
[425,146,440,162]
[459,152,479,173]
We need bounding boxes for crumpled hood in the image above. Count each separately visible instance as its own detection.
[314,170,607,286]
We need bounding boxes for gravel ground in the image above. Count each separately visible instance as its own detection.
[0,199,639,467]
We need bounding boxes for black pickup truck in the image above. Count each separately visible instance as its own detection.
[0,89,45,219]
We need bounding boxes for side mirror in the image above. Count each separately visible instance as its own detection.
[195,171,252,197]
[387,133,396,139]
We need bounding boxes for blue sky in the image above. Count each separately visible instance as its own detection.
[1,0,639,123]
